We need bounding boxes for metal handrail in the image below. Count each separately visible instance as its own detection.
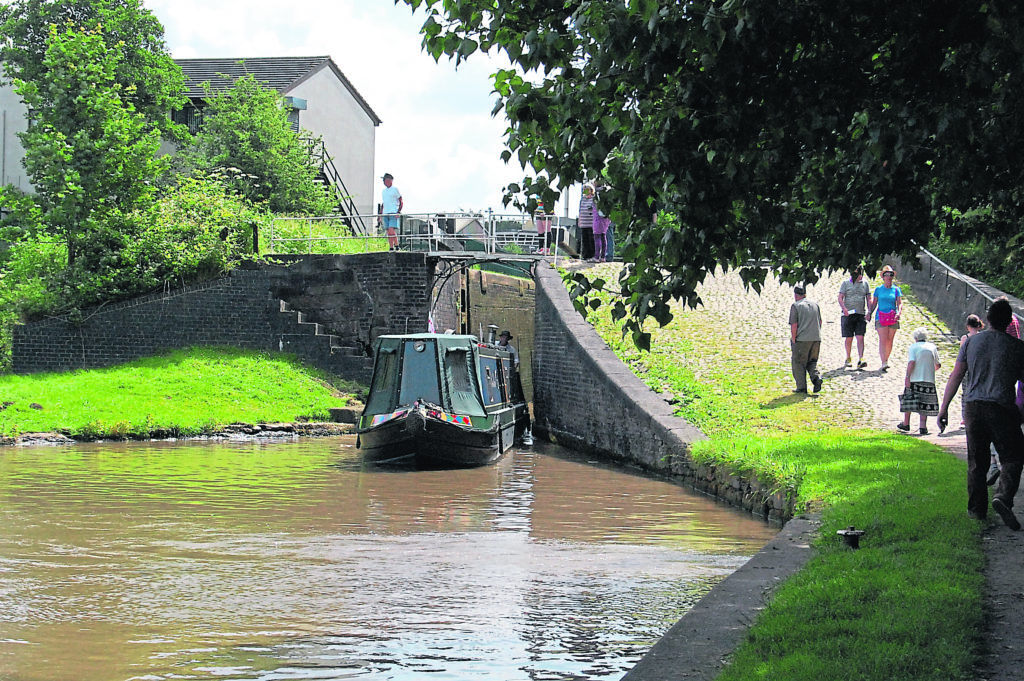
[304,138,368,235]
[921,244,1015,307]
[269,210,577,259]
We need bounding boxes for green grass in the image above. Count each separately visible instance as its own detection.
[0,346,362,440]
[577,265,983,681]
[267,217,390,254]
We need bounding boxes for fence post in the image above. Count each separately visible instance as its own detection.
[487,209,494,254]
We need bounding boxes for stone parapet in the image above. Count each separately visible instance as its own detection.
[530,263,796,520]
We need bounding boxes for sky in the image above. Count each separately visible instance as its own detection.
[142,0,572,217]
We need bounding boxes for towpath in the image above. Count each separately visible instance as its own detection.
[575,263,1020,680]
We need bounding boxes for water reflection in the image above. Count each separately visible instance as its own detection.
[0,437,776,681]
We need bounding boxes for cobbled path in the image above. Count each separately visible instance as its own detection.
[692,267,963,431]
[571,260,1024,681]
[574,262,965,432]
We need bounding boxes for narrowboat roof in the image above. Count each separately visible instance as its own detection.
[376,333,478,342]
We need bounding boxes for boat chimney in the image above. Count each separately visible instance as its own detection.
[487,324,499,344]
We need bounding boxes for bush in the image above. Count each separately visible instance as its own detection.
[180,74,334,215]
[124,174,267,286]
[0,240,68,371]
[0,175,267,370]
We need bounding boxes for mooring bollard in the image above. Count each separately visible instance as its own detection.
[837,526,866,549]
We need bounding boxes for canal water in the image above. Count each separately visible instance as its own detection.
[0,437,777,681]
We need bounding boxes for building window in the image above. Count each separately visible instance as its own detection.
[171,102,204,135]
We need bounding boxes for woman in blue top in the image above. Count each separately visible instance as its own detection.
[868,264,903,371]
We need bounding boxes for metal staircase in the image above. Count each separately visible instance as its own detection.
[305,138,370,236]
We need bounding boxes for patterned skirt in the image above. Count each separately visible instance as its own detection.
[899,382,939,414]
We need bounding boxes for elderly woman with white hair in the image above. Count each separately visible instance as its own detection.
[897,327,942,434]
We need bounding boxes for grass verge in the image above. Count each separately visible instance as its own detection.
[0,346,363,440]
[578,265,982,681]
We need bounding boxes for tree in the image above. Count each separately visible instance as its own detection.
[0,23,167,300]
[398,0,1024,348]
[180,73,333,215]
[0,0,185,142]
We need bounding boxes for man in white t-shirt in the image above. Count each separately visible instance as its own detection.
[380,173,403,251]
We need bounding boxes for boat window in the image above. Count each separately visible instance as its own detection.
[479,357,503,406]
[365,348,399,414]
[444,347,487,417]
[399,339,441,406]
[499,358,512,402]
[444,349,472,392]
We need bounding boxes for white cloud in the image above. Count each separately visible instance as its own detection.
[142,0,566,216]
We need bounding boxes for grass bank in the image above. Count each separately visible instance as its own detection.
[0,346,362,440]
[580,264,982,681]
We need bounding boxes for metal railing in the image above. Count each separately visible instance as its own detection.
[268,210,577,263]
[305,139,368,235]
[911,247,1024,330]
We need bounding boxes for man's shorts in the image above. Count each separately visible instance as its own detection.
[382,215,399,231]
[841,313,867,337]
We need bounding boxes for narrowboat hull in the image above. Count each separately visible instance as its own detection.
[356,332,530,468]
[358,402,528,468]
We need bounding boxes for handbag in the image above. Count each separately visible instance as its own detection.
[878,310,898,326]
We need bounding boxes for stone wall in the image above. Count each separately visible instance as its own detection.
[531,263,795,522]
[894,251,1024,337]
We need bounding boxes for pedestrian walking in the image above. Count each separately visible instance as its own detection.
[838,265,871,369]
[897,328,941,434]
[789,285,823,393]
[868,264,902,371]
[938,298,1024,528]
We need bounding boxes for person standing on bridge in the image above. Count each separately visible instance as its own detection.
[534,199,552,255]
[789,286,823,394]
[593,203,610,264]
[577,184,596,261]
[939,298,1024,528]
[380,173,403,251]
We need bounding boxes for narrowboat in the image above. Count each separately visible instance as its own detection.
[356,331,531,467]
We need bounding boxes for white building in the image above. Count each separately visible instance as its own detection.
[0,55,381,224]
[0,71,30,192]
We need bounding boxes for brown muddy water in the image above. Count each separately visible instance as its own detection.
[0,437,777,681]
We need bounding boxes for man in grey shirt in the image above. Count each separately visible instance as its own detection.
[789,286,823,393]
[838,265,871,369]
[939,298,1024,528]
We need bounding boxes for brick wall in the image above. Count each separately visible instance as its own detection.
[11,253,438,383]
[463,268,536,403]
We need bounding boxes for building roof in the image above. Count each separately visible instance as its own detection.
[174,55,381,125]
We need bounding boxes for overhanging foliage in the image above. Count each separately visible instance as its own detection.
[398,0,1024,346]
